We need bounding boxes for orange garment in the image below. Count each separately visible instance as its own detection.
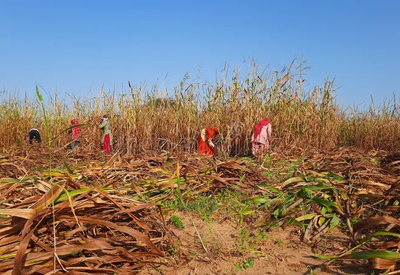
[198,127,219,156]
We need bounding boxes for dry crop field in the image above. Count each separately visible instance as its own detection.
[0,62,399,274]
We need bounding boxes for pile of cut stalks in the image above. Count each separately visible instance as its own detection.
[0,146,399,274]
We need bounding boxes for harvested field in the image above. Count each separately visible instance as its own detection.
[0,146,399,274]
[2,1,400,274]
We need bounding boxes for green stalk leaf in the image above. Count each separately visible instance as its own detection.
[348,250,400,261]
[311,254,337,260]
[295,213,317,222]
[36,85,43,102]
[370,231,400,238]
[312,197,339,210]
[55,188,94,203]
[329,215,340,230]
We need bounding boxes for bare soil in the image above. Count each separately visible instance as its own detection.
[139,212,370,275]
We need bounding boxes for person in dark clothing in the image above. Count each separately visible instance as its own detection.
[27,128,42,144]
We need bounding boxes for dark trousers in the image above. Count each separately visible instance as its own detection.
[29,130,41,144]
[71,139,80,151]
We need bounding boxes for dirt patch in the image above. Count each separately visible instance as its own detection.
[139,212,369,275]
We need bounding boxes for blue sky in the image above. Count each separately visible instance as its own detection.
[0,0,399,107]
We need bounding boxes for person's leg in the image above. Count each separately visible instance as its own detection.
[29,131,34,145]
[71,140,79,152]
[35,132,42,144]
[252,143,259,156]
[31,130,41,144]
[37,136,41,144]
[103,134,111,153]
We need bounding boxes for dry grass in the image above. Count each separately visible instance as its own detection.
[0,59,399,155]
[0,144,399,273]
[0,147,263,274]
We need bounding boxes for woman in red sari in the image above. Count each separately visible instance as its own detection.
[198,127,220,156]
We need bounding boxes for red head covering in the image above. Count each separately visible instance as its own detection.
[71,119,81,140]
[206,127,220,139]
[253,118,270,140]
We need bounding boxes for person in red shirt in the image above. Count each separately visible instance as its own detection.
[198,127,220,156]
[69,119,81,152]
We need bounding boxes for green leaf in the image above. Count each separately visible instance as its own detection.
[295,213,317,222]
[249,197,269,204]
[370,231,400,238]
[36,85,43,102]
[242,210,255,215]
[349,250,400,261]
[272,208,280,218]
[55,188,93,203]
[312,197,339,210]
[311,253,337,260]
[0,253,17,260]
[63,162,74,174]
[304,185,337,191]
[1,178,27,183]
[171,215,184,228]
[329,215,340,230]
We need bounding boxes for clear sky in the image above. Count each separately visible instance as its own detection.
[0,0,399,107]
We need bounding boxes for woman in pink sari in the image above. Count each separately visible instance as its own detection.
[251,118,272,156]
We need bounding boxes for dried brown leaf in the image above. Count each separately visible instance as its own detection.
[354,216,400,233]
